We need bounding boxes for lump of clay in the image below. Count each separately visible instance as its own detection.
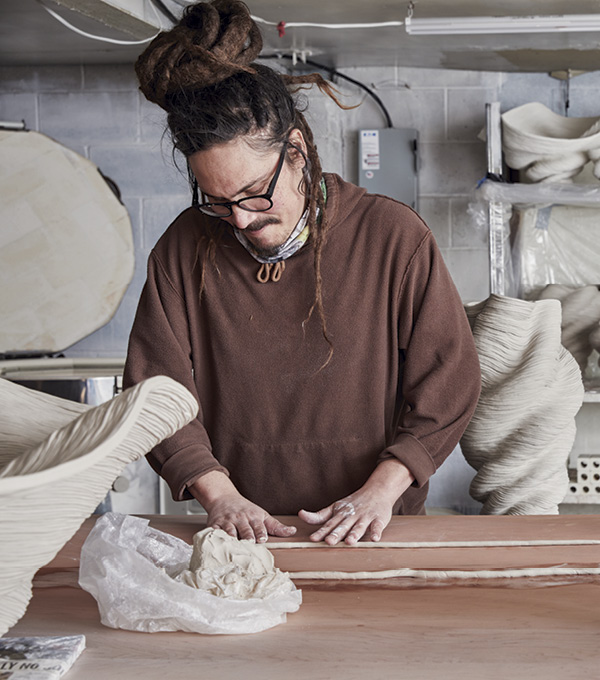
[175,528,296,601]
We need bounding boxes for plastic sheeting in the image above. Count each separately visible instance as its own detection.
[470,180,600,299]
[79,513,302,635]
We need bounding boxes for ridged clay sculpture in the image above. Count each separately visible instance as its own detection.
[536,284,600,373]
[501,102,600,183]
[0,375,198,636]
[461,294,584,515]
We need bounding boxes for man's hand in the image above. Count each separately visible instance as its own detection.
[298,459,415,545]
[189,471,296,543]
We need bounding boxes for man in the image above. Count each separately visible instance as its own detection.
[124,0,481,546]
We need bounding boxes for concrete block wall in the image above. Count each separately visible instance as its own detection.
[3,61,598,514]
[0,64,191,358]
[2,62,593,359]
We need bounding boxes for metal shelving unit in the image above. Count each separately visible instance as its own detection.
[482,102,600,509]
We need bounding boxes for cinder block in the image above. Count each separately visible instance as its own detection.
[82,64,138,91]
[499,72,561,114]
[386,88,445,142]
[90,144,189,197]
[329,80,390,131]
[0,65,82,93]
[39,91,138,143]
[121,197,142,251]
[332,81,445,142]
[0,93,37,130]
[312,105,344,177]
[340,66,499,90]
[568,71,600,89]
[140,94,168,144]
[564,90,600,118]
[451,196,488,248]
[141,195,191,251]
[419,197,451,248]
[342,129,359,185]
[440,247,489,303]
[407,67,501,89]
[419,141,486,195]
[447,88,497,142]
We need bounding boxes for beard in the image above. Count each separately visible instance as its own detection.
[236,217,285,258]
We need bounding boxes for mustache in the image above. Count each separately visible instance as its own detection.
[240,217,281,233]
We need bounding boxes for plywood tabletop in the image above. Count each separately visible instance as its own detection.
[8,514,600,680]
[41,513,600,576]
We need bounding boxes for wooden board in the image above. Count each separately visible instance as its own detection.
[8,575,600,680]
[40,513,600,580]
[8,514,600,679]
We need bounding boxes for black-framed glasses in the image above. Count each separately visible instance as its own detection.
[193,140,288,218]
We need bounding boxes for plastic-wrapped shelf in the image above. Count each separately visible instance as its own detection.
[472,179,600,299]
[470,178,600,386]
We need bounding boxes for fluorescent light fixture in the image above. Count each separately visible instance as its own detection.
[405,14,600,35]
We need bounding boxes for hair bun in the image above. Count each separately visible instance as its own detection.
[135,0,263,110]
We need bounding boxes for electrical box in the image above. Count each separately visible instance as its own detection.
[358,128,419,210]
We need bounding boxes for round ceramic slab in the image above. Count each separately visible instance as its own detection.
[0,130,134,353]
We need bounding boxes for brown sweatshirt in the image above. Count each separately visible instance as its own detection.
[124,173,481,515]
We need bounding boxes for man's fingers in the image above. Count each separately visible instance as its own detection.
[221,521,239,539]
[344,519,371,545]
[307,512,350,543]
[368,518,386,542]
[264,516,297,537]
[234,519,256,541]
[323,516,360,545]
[249,519,269,543]
[298,506,334,525]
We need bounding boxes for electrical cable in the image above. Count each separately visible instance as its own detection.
[37,0,394,126]
[36,0,163,45]
[253,16,404,30]
[262,55,394,129]
[164,2,405,31]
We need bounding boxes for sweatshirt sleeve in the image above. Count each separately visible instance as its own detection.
[380,231,481,488]
[123,251,228,501]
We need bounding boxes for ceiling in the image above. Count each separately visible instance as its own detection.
[3,0,600,72]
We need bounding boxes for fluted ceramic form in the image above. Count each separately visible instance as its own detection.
[0,375,198,636]
[461,294,584,515]
[501,102,600,182]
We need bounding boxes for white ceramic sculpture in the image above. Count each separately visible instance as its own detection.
[0,375,198,636]
[501,102,600,182]
[461,294,584,515]
[0,130,135,354]
[536,284,600,372]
